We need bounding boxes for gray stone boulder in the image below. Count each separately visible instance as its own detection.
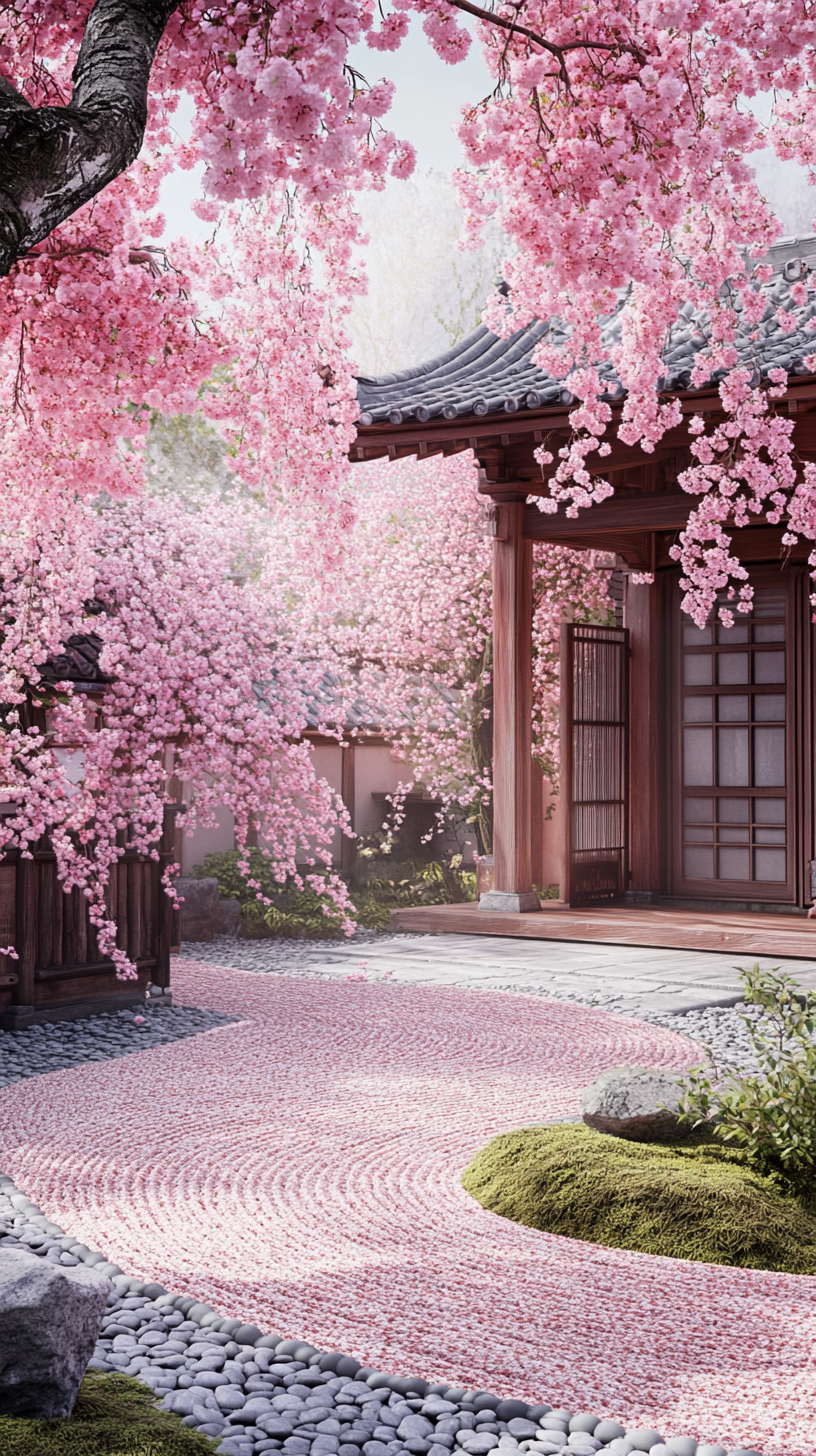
[176,876,220,942]
[216,896,242,937]
[0,1248,112,1417]
[580,1065,684,1142]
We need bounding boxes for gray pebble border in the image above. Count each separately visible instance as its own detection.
[0,993,764,1456]
[0,1179,761,1456]
[0,1001,240,1089]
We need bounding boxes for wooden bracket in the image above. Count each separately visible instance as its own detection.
[483,503,508,539]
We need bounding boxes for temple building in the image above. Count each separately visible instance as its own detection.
[352,235,816,943]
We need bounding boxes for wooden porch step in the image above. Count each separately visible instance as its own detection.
[389,902,816,960]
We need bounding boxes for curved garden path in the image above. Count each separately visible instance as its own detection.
[1,960,814,1456]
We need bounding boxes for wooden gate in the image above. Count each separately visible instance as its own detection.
[560,622,630,904]
[0,806,176,1029]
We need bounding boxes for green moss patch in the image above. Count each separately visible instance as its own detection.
[461,1123,816,1273]
[0,1373,219,1456]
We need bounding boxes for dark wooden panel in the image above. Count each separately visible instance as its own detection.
[2,814,171,1017]
[127,860,143,963]
[35,957,156,984]
[340,745,356,875]
[628,577,666,895]
[153,804,177,987]
[115,861,128,954]
[142,857,154,965]
[16,857,37,1003]
[39,859,55,969]
[560,623,630,904]
[0,863,15,949]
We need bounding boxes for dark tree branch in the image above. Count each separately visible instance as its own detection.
[0,0,179,275]
[446,0,642,81]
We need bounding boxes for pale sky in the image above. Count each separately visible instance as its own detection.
[158,30,816,244]
[346,17,493,175]
[159,20,492,240]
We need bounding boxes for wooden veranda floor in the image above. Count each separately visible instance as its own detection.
[390,900,816,959]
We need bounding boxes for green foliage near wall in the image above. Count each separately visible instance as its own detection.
[191,848,476,938]
[0,1373,218,1455]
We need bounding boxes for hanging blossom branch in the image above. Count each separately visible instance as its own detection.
[669,366,808,627]
[0,494,355,980]
[446,0,645,82]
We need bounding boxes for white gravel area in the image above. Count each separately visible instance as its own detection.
[176,932,815,1071]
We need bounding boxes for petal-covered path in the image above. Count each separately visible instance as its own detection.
[1,960,814,1455]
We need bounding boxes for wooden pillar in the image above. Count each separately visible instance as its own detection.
[340,743,356,875]
[627,575,663,897]
[154,802,178,989]
[480,499,540,912]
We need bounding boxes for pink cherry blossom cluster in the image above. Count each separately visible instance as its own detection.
[285,453,610,845]
[452,1,816,618]
[5,0,816,936]
[0,493,354,978]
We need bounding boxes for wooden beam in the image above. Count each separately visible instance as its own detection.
[524,491,695,539]
[627,578,664,895]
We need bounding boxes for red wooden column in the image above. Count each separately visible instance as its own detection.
[480,499,540,912]
[340,743,356,875]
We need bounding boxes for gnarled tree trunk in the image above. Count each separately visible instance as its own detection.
[0,0,178,275]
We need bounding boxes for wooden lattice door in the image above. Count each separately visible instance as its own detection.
[670,574,804,903]
[560,622,630,904]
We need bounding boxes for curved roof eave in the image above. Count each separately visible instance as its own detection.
[354,235,816,434]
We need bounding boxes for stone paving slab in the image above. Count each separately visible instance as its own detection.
[299,932,816,1014]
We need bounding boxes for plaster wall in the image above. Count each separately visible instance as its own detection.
[178,743,417,873]
[353,744,411,837]
[180,802,235,875]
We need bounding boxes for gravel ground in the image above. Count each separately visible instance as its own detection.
[0,1001,239,1089]
[175,930,423,974]
[0,1171,757,1456]
[176,933,784,1073]
[0,949,796,1456]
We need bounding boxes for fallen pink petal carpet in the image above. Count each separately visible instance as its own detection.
[1,959,814,1455]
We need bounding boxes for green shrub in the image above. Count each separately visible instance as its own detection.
[462,1123,816,1272]
[192,847,477,940]
[192,850,351,939]
[355,855,476,909]
[191,848,281,902]
[677,963,816,1177]
[0,1372,218,1454]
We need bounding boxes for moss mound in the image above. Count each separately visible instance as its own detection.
[0,1373,218,1455]
[462,1123,816,1272]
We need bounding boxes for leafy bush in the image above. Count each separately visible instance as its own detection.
[192,850,350,938]
[192,848,476,939]
[355,855,476,910]
[462,1122,816,1272]
[678,963,816,1177]
[0,1372,217,1454]
[191,848,280,902]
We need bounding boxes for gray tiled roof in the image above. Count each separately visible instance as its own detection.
[356,235,816,426]
[40,631,111,692]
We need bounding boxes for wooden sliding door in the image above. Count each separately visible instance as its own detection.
[561,622,630,904]
[669,571,808,903]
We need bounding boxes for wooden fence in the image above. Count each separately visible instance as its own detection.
[0,806,176,1030]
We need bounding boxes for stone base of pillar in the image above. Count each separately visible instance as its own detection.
[478,890,542,913]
